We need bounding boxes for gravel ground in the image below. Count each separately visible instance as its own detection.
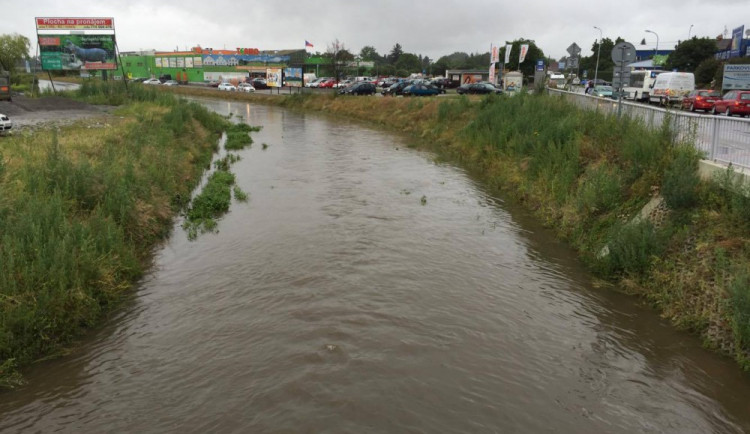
[0,94,114,133]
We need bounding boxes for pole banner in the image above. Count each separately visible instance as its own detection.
[519,44,529,63]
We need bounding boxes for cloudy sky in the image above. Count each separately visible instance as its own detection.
[1,0,747,60]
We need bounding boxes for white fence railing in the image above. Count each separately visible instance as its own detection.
[547,88,750,170]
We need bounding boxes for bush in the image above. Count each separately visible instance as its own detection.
[662,145,700,210]
[599,221,663,276]
[575,163,623,215]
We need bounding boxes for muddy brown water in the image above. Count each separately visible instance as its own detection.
[2,99,750,433]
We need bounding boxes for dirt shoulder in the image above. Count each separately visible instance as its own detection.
[0,95,114,132]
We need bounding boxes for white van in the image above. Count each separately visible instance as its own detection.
[649,72,695,106]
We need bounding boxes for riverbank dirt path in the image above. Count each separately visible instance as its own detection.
[0,95,114,132]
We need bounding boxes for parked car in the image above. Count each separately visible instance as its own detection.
[305,77,323,88]
[207,80,220,87]
[591,85,614,98]
[318,78,337,88]
[378,78,399,88]
[158,74,172,83]
[712,90,750,117]
[143,78,161,85]
[430,77,454,89]
[307,78,328,88]
[382,81,410,96]
[339,82,376,95]
[162,80,179,86]
[455,82,503,95]
[334,79,353,89]
[238,83,256,93]
[0,113,11,133]
[251,78,269,89]
[681,89,721,112]
[402,83,443,96]
[218,82,237,91]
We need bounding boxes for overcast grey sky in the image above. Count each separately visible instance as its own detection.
[1,0,747,61]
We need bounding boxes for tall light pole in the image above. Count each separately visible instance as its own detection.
[593,26,602,85]
[688,24,694,39]
[645,29,659,57]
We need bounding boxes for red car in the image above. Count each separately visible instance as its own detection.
[317,78,337,88]
[712,90,750,117]
[681,89,721,112]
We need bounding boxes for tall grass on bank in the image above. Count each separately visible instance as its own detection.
[0,88,230,387]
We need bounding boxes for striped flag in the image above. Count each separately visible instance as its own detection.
[305,40,314,48]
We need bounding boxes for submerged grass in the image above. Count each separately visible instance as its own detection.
[0,82,230,386]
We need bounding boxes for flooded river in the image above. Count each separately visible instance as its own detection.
[2,99,750,433]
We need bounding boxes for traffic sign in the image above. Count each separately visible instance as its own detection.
[567,43,581,56]
[611,42,636,66]
[612,70,632,89]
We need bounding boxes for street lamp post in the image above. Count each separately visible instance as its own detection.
[593,26,602,85]
[645,29,659,57]
[688,24,694,39]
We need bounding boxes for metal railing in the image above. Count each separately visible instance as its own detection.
[547,88,750,170]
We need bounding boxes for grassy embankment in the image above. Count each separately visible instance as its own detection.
[265,91,750,369]
[0,82,235,387]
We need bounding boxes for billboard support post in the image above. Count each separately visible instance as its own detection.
[115,40,129,92]
[47,71,57,94]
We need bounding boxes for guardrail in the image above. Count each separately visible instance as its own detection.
[547,88,750,170]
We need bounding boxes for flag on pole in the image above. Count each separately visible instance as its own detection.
[305,40,314,48]
[519,44,529,63]
[490,45,499,64]
[504,44,512,64]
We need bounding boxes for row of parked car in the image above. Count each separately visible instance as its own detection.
[680,89,750,117]
[584,83,749,117]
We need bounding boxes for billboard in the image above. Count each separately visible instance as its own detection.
[284,67,302,87]
[36,17,114,30]
[267,68,282,87]
[39,34,117,70]
[723,64,750,91]
[730,26,744,58]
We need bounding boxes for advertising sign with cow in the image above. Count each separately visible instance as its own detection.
[38,34,117,70]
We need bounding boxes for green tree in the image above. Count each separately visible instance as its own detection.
[665,37,718,72]
[388,43,403,65]
[694,57,720,88]
[359,46,381,62]
[500,39,546,78]
[579,37,623,81]
[0,33,31,75]
[395,53,421,73]
[324,39,354,80]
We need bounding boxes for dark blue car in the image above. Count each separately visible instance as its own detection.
[402,83,443,96]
